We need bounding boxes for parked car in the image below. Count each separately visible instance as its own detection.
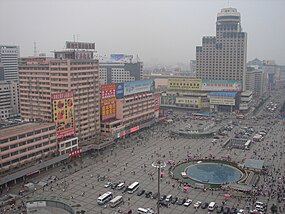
[159,200,169,208]
[159,195,166,201]
[201,202,209,209]
[216,206,223,213]
[111,183,118,189]
[176,198,186,205]
[104,182,112,188]
[230,207,237,214]
[137,189,145,196]
[145,191,152,198]
[193,201,201,209]
[171,197,178,204]
[151,193,158,199]
[223,207,230,214]
[122,186,128,193]
[183,199,192,207]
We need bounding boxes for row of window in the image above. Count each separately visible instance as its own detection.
[0,146,57,168]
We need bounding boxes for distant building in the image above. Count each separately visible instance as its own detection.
[196,8,247,90]
[0,81,20,120]
[190,60,196,73]
[0,45,20,81]
[99,61,143,84]
[245,68,264,97]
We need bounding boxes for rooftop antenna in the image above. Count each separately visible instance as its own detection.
[33,41,37,56]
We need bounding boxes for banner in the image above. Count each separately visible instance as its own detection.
[168,78,202,91]
[52,92,75,138]
[116,83,124,98]
[101,84,116,99]
[101,97,116,121]
[202,80,242,92]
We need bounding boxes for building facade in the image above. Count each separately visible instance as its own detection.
[0,123,57,172]
[18,55,101,143]
[100,80,158,139]
[196,8,247,90]
[245,68,264,97]
[99,62,143,84]
[0,45,20,82]
[0,81,20,120]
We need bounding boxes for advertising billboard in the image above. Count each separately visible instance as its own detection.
[116,83,124,98]
[110,54,125,61]
[130,126,139,133]
[168,78,202,91]
[175,97,201,108]
[154,93,161,111]
[52,92,75,138]
[101,97,116,121]
[124,79,153,96]
[202,80,242,92]
[66,41,95,50]
[101,84,116,99]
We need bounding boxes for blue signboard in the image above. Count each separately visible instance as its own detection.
[116,83,124,98]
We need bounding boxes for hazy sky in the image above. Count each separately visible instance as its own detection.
[1,0,285,66]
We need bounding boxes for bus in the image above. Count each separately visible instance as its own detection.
[127,181,139,194]
[97,191,113,205]
[109,195,123,208]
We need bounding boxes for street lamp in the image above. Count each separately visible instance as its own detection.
[152,160,166,214]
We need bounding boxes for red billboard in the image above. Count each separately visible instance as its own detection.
[101,84,116,99]
[101,97,116,121]
[68,148,82,157]
[130,126,139,133]
[52,92,75,138]
[154,93,161,111]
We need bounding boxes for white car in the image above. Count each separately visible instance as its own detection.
[237,209,245,214]
[104,182,112,188]
[193,201,201,208]
[183,199,192,207]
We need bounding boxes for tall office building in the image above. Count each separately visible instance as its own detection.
[19,50,101,143]
[196,8,247,90]
[0,45,20,82]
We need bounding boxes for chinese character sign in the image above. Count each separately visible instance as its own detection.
[101,97,116,121]
[101,84,116,99]
[52,92,75,138]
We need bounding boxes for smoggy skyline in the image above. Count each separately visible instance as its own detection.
[1,0,285,66]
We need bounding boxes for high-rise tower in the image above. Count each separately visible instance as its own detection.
[0,45,20,82]
[196,8,247,90]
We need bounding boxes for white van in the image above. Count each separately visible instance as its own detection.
[117,182,125,190]
[208,202,216,211]
[137,208,154,214]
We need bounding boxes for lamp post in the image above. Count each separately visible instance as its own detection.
[152,160,166,214]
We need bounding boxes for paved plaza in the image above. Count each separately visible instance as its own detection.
[2,91,285,214]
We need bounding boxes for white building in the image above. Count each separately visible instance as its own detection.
[196,8,247,90]
[0,45,20,82]
[99,61,143,84]
[246,68,264,97]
